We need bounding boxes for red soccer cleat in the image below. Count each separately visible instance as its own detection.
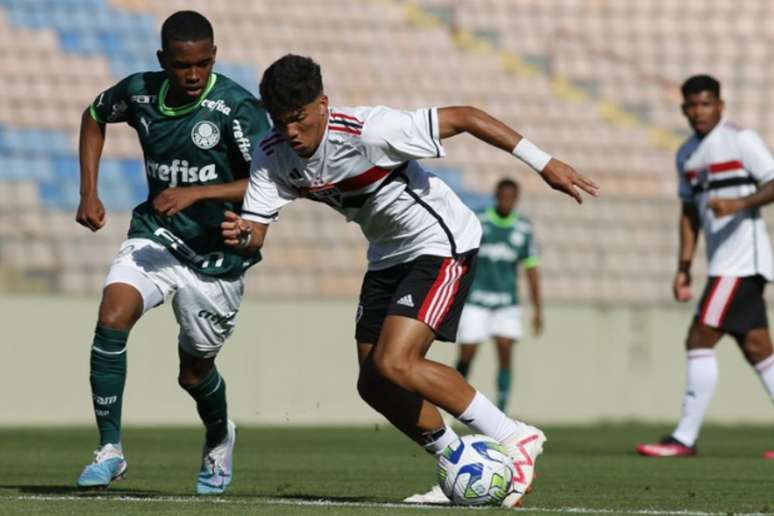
[636,436,696,457]
[764,451,774,460]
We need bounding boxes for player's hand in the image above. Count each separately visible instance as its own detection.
[540,159,599,204]
[153,187,202,217]
[532,311,544,337]
[708,197,744,218]
[221,210,252,247]
[673,270,692,302]
[75,194,106,232]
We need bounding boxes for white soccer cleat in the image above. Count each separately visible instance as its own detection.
[76,443,127,489]
[500,423,547,507]
[403,484,450,504]
[196,419,236,495]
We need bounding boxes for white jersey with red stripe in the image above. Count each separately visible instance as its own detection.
[242,106,482,270]
[677,120,774,280]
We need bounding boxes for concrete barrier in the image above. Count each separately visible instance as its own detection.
[1,295,771,425]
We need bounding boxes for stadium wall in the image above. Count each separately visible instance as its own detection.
[2,295,771,426]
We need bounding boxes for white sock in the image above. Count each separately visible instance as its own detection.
[672,349,718,447]
[754,354,774,401]
[422,424,459,456]
[458,391,520,442]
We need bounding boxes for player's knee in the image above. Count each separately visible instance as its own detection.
[97,305,137,331]
[178,371,201,390]
[743,339,771,365]
[685,326,710,350]
[178,364,213,389]
[372,352,413,387]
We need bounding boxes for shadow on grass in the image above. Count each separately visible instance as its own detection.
[3,485,379,504]
[2,484,165,497]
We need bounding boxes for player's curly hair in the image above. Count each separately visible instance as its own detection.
[681,74,720,99]
[260,54,323,118]
[161,11,213,50]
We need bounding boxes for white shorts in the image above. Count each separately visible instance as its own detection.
[104,238,244,358]
[456,304,522,343]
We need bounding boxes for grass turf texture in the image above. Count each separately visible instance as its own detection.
[0,425,771,515]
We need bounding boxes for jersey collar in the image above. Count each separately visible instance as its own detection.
[158,73,218,117]
[486,207,518,228]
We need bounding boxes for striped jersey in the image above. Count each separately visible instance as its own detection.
[241,106,482,270]
[677,120,774,280]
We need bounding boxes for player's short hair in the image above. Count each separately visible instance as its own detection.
[260,54,323,118]
[496,178,519,193]
[681,74,720,99]
[161,11,213,50]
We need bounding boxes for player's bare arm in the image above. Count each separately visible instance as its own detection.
[436,106,599,204]
[525,266,543,336]
[153,178,249,216]
[674,201,700,302]
[221,211,266,254]
[76,107,108,231]
[709,179,774,217]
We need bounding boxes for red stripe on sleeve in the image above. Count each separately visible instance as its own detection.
[708,160,744,173]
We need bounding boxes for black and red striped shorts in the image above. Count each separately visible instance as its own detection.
[355,251,478,343]
[696,275,768,336]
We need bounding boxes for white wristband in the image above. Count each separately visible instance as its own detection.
[512,138,552,173]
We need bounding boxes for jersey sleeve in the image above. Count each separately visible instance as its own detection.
[738,129,774,184]
[675,148,693,202]
[360,106,446,167]
[521,225,540,269]
[227,97,273,179]
[241,149,298,224]
[89,76,134,124]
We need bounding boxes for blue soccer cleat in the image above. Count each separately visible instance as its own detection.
[196,419,236,495]
[76,443,127,489]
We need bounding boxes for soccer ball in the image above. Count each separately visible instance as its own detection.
[437,434,514,506]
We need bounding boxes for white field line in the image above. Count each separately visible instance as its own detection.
[10,494,770,515]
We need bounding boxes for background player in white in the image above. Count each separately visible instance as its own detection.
[637,75,774,460]
[222,55,598,505]
[75,11,270,491]
[455,178,543,412]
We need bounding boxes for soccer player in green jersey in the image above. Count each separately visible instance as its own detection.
[455,179,543,412]
[74,11,270,493]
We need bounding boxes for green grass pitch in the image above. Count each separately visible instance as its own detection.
[0,424,771,515]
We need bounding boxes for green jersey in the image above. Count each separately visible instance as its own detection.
[90,71,271,278]
[468,208,539,308]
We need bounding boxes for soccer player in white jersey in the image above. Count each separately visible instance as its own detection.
[637,75,774,460]
[222,55,598,505]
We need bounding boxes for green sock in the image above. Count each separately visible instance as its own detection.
[456,360,471,378]
[90,325,129,446]
[183,368,228,448]
[496,368,512,412]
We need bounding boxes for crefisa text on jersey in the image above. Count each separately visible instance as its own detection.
[201,98,231,116]
[145,158,218,186]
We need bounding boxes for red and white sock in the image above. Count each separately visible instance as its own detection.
[754,354,774,401]
[458,390,520,443]
[672,349,718,447]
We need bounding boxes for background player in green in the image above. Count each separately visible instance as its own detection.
[455,179,543,411]
[74,11,270,493]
